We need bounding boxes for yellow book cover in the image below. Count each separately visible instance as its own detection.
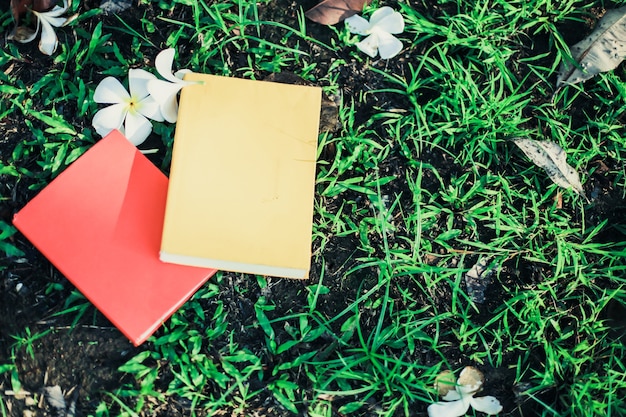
[160,73,322,279]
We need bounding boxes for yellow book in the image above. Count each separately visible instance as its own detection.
[160,73,322,279]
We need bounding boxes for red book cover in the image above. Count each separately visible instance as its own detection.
[13,130,216,346]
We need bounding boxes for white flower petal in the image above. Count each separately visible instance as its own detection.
[370,7,404,34]
[36,17,59,55]
[124,112,153,146]
[128,69,157,100]
[369,7,393,24]
[427,399,471,417]
[155,48,194,85]
[38,14,69,28]
[458,382,482,396]
[92,103,127,137]
[345,14,371,35]
[45,0,70,17]
[442,389,462,401]
[138,94,164,122]
[174,69,192,80]
[376,32,403,59]
[94,77,130,104]
[147,79,184,123]
[470,396,503,415]
[155,48,180,83]
[355,34,380,58]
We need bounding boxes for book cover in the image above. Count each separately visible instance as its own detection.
[13,130,217,346]
[160,73,322,279]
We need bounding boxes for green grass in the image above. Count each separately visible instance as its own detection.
[2,0,626,415]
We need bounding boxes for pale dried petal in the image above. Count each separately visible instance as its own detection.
[36,17,59,55]
[427,398,471,417]
[38,14,68,28]
[345,14,370,35]
[376,31,402,59]
[355,34,379,58]
[45,0,70,17]
[470,396,503,415]
[94,77,129,104]
[442,390,462,401]
[369,6,404,34]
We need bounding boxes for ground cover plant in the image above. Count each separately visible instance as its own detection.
[1,0,626,415]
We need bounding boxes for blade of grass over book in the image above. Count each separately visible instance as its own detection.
[13,130,217,346]
[160,73,322,279]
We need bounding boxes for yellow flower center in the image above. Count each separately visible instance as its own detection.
[125,96,141,115]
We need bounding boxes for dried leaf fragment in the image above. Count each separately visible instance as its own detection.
[435,370,457,399]
[464,257,496,304]
[457,366,484,395]
[557,6,626,88]
[43,385,66,412]
[10,0,56,24]
[512,138,586,199]
[305,0,370,25]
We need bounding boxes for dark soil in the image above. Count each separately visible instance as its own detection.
[1,1,626,416]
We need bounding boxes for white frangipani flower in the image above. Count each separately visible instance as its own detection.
[344,6,404,59]
[147,48,195,123]
[92,69,164,146]
[428,367,503,417]
[20,0,74,55]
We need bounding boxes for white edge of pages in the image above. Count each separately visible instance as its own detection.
[159,252,308,279]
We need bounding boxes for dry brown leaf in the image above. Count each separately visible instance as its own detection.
[512,137,587,200]
[305,0,370,25]
[7,25,37,43]
[557,6,626,89]
[10,0,55,24]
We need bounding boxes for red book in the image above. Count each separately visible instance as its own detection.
[13,130,216,346]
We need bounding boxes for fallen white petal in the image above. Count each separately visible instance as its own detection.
[124,111,153,146]
[442,389,462,401]
[45,0,70,17]
[92,103,127,137]
[376,31,403,59]
[147,79,184,123]
[369,7,404,34]
[345,14,371,35]
[470,396,503,415]
[458,382,482,396]
[427,398,471,417]
[94,77,129,104]
[128,69,157,100]
[38,14,69,28]
[356,34,380,58]
[36,17,59,55]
